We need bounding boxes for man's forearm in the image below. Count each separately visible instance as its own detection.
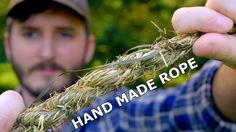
[213,64,236,122]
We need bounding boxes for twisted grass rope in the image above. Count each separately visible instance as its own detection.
[12,24,236,131]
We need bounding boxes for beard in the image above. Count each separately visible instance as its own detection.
[11,60,80,100]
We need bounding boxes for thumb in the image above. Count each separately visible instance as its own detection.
[193,33,236,68]
[0,91,25,132]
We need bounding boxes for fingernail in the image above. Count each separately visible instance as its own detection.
[217,16,233,32]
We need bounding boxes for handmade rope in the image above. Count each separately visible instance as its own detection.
[12,24,236,131]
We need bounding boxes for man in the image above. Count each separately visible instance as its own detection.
[4,0,95,107]
[1,0,236,131]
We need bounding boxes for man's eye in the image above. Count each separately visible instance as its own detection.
[59,32,73,38]
[23,31,37,39]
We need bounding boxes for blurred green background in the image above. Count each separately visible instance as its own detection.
[0,0,206,93]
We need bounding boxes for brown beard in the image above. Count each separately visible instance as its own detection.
[11,60,80,100]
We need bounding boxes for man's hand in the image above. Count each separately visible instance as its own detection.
[172,0,236,122]
[0,91,25,131]
[172,0,236,68]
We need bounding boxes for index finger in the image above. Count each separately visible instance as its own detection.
[171,7,233,34]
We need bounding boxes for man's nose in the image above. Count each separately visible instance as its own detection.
[39,37,55,61]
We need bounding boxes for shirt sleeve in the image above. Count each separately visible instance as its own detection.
[62,60,236,132]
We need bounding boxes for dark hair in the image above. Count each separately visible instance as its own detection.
[6,0,89,35]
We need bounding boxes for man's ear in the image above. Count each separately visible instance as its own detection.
[3,32,12,60]
[84,34,95,64]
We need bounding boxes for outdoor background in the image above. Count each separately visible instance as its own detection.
[0,0,206,93]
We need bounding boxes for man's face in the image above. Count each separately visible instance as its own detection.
[4,8,94,97]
